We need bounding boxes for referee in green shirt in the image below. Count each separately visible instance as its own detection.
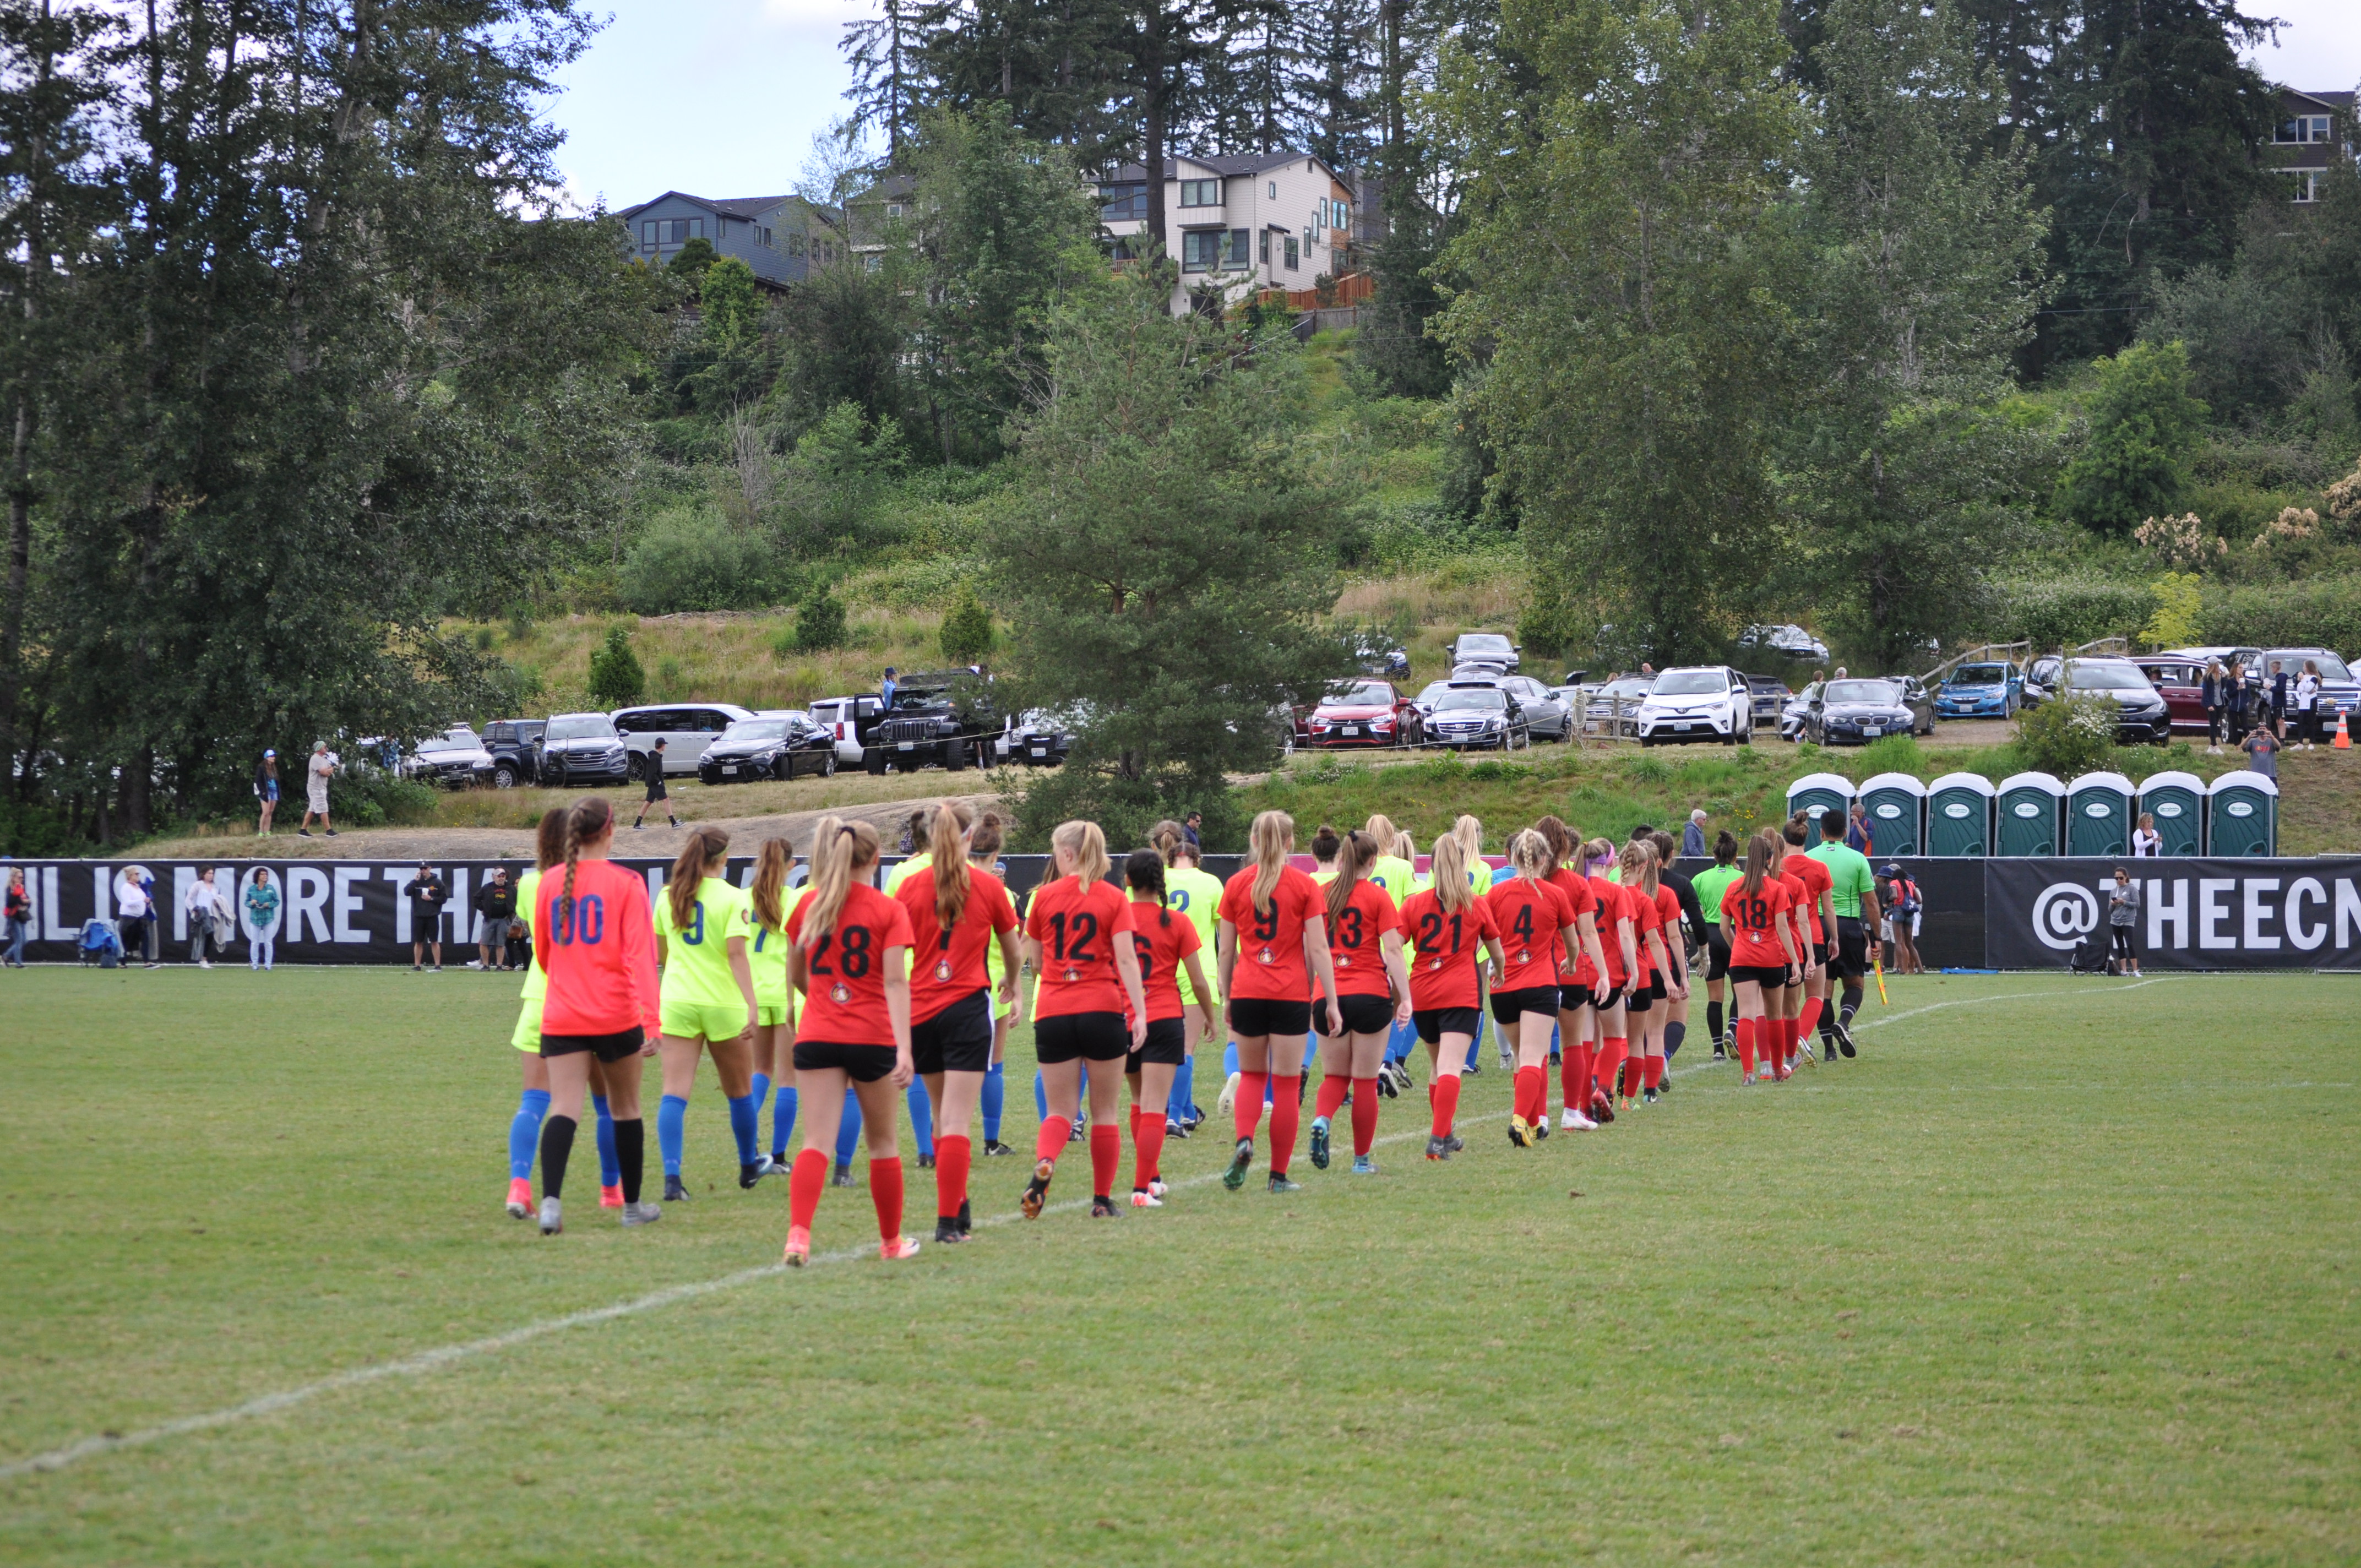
[1805,807,1880,1056]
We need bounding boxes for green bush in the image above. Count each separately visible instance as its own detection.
[586,625,645,707]
[2014,692,2118,778]
[2055,340,2207,535]
[1992,575,2158,652]
[326,769,438,828]
[2198,574,2361,654]
[793,585,848,653]
[1856,734,1928,778]
[938,583,995,665]
[618,509,790,614]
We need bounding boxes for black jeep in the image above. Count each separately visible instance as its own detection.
[864,672,1002,774]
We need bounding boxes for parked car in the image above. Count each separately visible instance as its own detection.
[1780,681,1820,741]
[1738,623,1830,662]
[2264,646,2361,733]
[2021,655,2061,707]
[1003,709,1074,767]
[863,670,1003,774]
[480,719,547,788]
[400,726,495,788]
[1745,674,1791,731]
[536,712,632,786]
[1446,631,1520,673]
[807,694,889,770]
[1423,682,1531,749]
[1306,680,1425,748]
[1347,633,1411,679]
[1803,677,1934,745]
[1635,666,1753,746]
[2132,656,2210,733]
[1579,674,1655,738]
[2054,659,2171,744]
[1933,660,2023,720]
[695,713,838,783]
[612,703,756,780]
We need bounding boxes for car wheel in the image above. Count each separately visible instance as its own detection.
[492,764,517,789]
[625,753,645,783]
[946,738,969,772]
[1739,721,1752,745]
[819,750,836,778]
[863,748,886,776]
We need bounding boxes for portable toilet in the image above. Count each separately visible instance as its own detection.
[1995,772,2065,857]
[2065,771,2136,857]
[2207,771,2278,857]
[2136,770,2206,855]
[1786,772,1856,837]
[1926,772,1998,857]
[1857,772,1928,857]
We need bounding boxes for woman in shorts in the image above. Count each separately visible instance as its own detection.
[1690,832,1742,1058]
[1486,830,1579,1146]
[1534,816,1610,1132]
[1399,831,1504,1160]
[1122,848,1215,1204]
[1631,837,1689,1104]
[1718,835,1800,1084]
[1022,820,1149,1220]
[652,827,767,1200]
[893,803,1021,1243]
[1309,830,1410,1174]
[1217,810,1341,1194]
[1154,821,1226,1136]
[1615,839,1677,1109]
[503,810,623,1218]
[1581,837,1639,1123]
[748,837,808,1173]
[780,816,920,1264]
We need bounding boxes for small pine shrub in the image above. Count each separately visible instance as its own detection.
[794,586,848,653]
[586,625,645,707]
[939,584,995,665]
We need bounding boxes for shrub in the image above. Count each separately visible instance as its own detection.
[2197,574,2361,652]
[2142,572,2204,649]
[325,770,438,829]
[1009,760,1240,854]
[618,508,790,614]
[938,583,995,665]
[793,585,848,653]
[2056,341,2207,535]
[586,625,645,707]
[2015,690,2118,778]
[1992,575,2158,652]
[1856,734,1928,778]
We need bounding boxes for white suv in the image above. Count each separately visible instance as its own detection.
[1635,666,1753,747]
[611,703,755,779]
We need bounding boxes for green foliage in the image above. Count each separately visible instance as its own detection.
[1856,733,1929,778]
[618,509,795,614]
[772,260,910,436]
[2198,574,2361,654]
[1993,574,2158,652]
[1010,760,1242,856]
[700,258,762,349]
[2015,689,2118,778]
[937,583,995,665]
[2057,342,2208,534]
[779,401,910,556]
[793,585,848,653]
[665,237,719,287]
[586,626,646,707]
[2141,571,2204,649]
[324,770,439,830]
[2139,265,2300,424]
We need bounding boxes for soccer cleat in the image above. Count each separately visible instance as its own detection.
[880,1235,922,1260]
[1498,1044,1516,1070]
[665,1175,693,1202]
[1566,1108,1598,1131]
[1508,1116,1531,1150]
[506,1178,532,1218]
[1424,1135,1451,1161]
[1533,1117,1551,1140]
[1216,1071,1242,1114]
[1221,1137,1255,1190]
[830,1164,855,1188]
[1618,1095,1635,1115]
[1375,1067,1400,1099]
[1590,1093,1615,1125]
[1166,1118,1186,1140]
[1642,1088,1657,1104]
[1020,1159,1054,1219]
[1835,1022,1857,1058]
[538,1196,562,1235]
[983,1139,1014,1156]
[1444,1134,1464,1155]
[599,1183,624,1210]
[1090,1197,1120,1218]
[918,1153,935,1169]
[933,1218,969,1244]
[739,1155,774,1190]
[621,1200,662,1227]
[1130,1189,1163,1208]
[1351,1155,1378,1174]
[1712,1043,1727,1060]
[1310,1117,1332,1170]
[1796,1038,1815,1064]
[1267,1173,1302,1194]
[1067,1121,1084,1144]
[1147,1179,1168,1198]
[958,1197,972,1234]
[1740,1072,1756,1085]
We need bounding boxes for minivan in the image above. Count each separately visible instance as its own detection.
[611,704,755,780]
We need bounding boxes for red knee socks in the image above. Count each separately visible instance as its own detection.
[1619,1055,1642,1098]
[1234,1071,1269,1141]
[1798,996,1823,1041]
[1784,1015,1800,1063]
[1034,1114,1072,1163]
[790,1147,827,1231]
[868,1156,903,1242]
[1565,1043,1592,1113]
[1315,1071,1351,1122]
[1269,1075,1301,1174]
[1642,1056,1663,1091]
[1133,1113,1166,1189]
[1090,1125,1120,1199]
[1514,1065,1543,1124]
[1597,1038,1629,1101]
[935,1133,971,1221]
[1736,1017,1756,1075]
[1350,1076,1379,1155]
[1429,1073,1462,1138]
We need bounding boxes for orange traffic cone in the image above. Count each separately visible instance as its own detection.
[2336,712,2353,749]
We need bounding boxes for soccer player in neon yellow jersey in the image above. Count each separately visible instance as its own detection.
[1687,830,1744,1056]
[745,837,811,1172]
[652,827,764,1201]
[1161,822,1225,1131]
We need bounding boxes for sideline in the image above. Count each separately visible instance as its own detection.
[0,975,2168,1482]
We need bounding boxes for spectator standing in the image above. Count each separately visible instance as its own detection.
[632,737,678,830]
[472,869,516,970]
[184,868,230,968]
[2131,813,2162,857]
[4,867,29,967]
[2201,661,2228,754]
[255,749,280,835]
[897,809,925,856]
[403,862,448,971]
[2226,660,2252,744]
[2294,661,2321,748]
[117,872,157,970]
[244,869,279,971]
[1883,863,1924,974]
[881,666,899,708]
[1680,810,1707,859]
[298,742,338,837]
[2107,867,2142,976]
[1184,811,1203,848]
[1845,802,1873,856]
[2268,661,2290,741]
[2241,722,2279,780]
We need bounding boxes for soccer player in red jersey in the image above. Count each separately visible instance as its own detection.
[1615,840,1668,1112]
[1216,810,1341,1194]
[1533,816,1611,1131]
[1022,820,1149,1221]
[531,796,662,1235]
[1782,819,1836,1061]
[1583,837,1640,1123]
[1399,832,1505,1161]
[1630,837,1689,1103]
[1767,833,1816,1074]
[1120,849,1215,1206]
[1486,831,1578,1148]
[780,816,920,1265]
[893,803,1021,1245]
[1718,834,1800,1082]
[1309,829,1410,1174]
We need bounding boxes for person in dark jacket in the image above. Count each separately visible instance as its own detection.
[4,867,29,967]
[472,868,516,970]
[2201,662,2227,754]
[403,863,447,971]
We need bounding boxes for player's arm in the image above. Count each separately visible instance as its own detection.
[1302,912,1340,1037]
[1114,925,1149,1048]
[727,933,756,1036]
[1380,929,1412,1027]
[1181,948,1216,1042]
[883,943,913,1086]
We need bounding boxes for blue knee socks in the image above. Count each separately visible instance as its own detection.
[1033,1071,1049,1121]
[1386,1017,1416,1066]
[509,1088,550,1181]
[727,1091,760,1166]
[771,1085,798,1159]
[592,1093,619,1188]
[907,1081,934,1159]
[835,1090,862,1169]
[981,1061,1005,1142]
[750,1071,770,1118]
[658,1093,688,1177]
[1172,1056,1195,1119]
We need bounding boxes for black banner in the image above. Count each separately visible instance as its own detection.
[1982,858,2361,971]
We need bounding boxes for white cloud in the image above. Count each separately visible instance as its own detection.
[760,0,866,28]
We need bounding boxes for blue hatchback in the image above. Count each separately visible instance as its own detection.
[1934,660,2022,719]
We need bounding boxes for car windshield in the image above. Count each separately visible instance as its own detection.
[546,716,616,742]
[1325,683,1393,706]
[2275,652,2353,680]
[1435,689,1506,711]
[417,734,475,753]
[1603,677,1652,698]
[721,720,790,742]
[1459,634,1512,655]
[1652,671,1724,696]
[2067,665,2150,692]
[1947,665,2009,685]
[1824,680,1897,704]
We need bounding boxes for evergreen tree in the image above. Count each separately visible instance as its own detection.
[587,625,646,707]
[938,583,997,663]
[2056,339,2208,533]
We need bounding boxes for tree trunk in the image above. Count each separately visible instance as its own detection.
[1,0,61,773]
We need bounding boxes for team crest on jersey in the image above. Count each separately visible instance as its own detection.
[1515,949,1530,966]
[829,982,851,1005]
[1063,966,1079,983]
[1256,946,1274,965]
[934,956,954,983]
[1336,954,1353,967]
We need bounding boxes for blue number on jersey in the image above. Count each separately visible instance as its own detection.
[684,901,705,946]
[558,894,605,946]
[753,925,769,952]
[1170,889,1190,912]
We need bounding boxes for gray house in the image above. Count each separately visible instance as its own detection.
[614,191,848,287]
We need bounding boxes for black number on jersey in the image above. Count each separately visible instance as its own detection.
[1048,909,1098,962]
[839,924,871,978]
[1415,909,1464,957]
[1510,903,1535,945]
[1740,895,1770,934]
[1252,901,1280,943]
[1332,906,1364,950]
[1131,931,1155,972]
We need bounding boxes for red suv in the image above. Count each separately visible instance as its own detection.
[1305,680,1425,748]
[2134,657,2210,733]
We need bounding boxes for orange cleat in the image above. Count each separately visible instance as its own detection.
[505,1178,532,1218]
[784,1225,812,1266]
[599,1183,624,1210]
[880,1235,922,1260]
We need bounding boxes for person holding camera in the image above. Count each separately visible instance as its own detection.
[2107,868,2141,977]
[404,862,448,971]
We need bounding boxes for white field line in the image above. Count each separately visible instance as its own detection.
[0,976,2169,1482]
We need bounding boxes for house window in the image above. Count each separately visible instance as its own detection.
[1283,235,1299,270]
[759,226,773,248]
[1180,230,1226,272]
[1267,180,1277,199]
[639,220,657,251]
[1259,229,1270,265]
[2291,170,2321,203]
[864,253,880,273]
[1179,178,1220,207]
[1098,183,1147,222]
[646,217,702,246]
[789,232,805,257]
[2277,114,2333,144]
[886,203,905,217]
[1227,228,1249,265]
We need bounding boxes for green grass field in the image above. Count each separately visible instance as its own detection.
[3,968,2356,1565]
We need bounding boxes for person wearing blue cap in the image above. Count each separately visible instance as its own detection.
[254,749,280,836]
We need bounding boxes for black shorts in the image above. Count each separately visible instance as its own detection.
[1230,995,1312,1039]
[1323,993,1394,1037]
[910,989,992,1075]
[1035,1010,1130,1064]
[1705,934,1731,981]
[643,774,667,802]
[541,1025,645,1063]
[1727,963,1789,989]
[793,1038,897,1081]
[1594,981,1627,1012]
[1127,1016,1188,1071]
[1625,977,1655,1015]
[1812,941,1829,968]
[1412,1006,1482,1044]
[1830,918,1869,980]
[1489,984,1560,1025]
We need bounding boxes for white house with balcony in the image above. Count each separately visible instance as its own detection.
[1095,151,1357,312]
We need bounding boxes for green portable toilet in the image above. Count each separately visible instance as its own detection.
[1995,771,2065,857]
[1786,771,1855,836]
[1858,772,1928,856]
[2207,771,2277,857]
[1927,771,1997,857]
[2136,770,2206,855]
[2065,771,2135,857]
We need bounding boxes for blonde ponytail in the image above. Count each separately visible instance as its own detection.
[1428,832,1471,914]
[750,836,792,932]
[1248,809,1293,911]
[929,802,975,930]
[1507,828,1551,880]
[1051,819,1109,890]
[799,815,879,950]
[667,825,730,932]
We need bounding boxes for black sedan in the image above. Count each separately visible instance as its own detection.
[696,715,839,783]
[2059,660,2173,744]
[1803,678,1935,745]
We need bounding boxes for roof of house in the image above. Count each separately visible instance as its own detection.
[613,190,802,222]
[1097,150,1343,184]
[2280,87,2356,113]
[846,173,917,204]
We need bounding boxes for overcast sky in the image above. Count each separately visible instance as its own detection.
[541,0,2361,213]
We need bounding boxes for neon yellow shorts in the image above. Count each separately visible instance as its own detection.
[661,997,752,1042]
[509,995,545,1053]
[756,1002,787,1028]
